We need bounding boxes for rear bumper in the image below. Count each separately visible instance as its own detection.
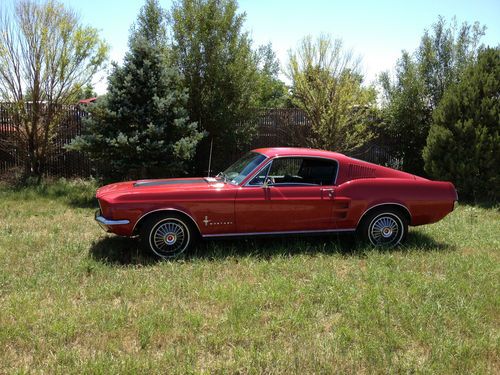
[95,210,130,232]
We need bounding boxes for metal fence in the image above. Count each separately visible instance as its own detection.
[0,104,94,177]
[248,108,312,148]
[0,106,397,178]
[244,108,398,168]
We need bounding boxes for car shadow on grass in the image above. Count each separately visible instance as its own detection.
[402,231,454,251]
[89,236,159,266]
[89,230,453,266]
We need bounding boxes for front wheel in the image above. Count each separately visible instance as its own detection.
[140,214,195,259]
[358,208,408,247]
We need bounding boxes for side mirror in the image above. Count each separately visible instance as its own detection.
[262,177,274,189]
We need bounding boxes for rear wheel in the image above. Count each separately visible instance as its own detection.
[140,214,195,259]
[358,208,408,247]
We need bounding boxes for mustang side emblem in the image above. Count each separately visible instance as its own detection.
[203,215,232,226]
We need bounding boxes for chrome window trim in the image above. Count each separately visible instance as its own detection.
[202,227,355,238]
[131,208,202,234]
[262,182,319,186]
[356,202,412,227]
[243,155,340,187]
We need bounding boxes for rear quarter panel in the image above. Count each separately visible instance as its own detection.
[334,178,457,228]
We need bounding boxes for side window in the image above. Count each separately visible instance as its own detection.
[268,158,303,183]
[297,158,337,185]
[248,157,338,186]
[268,157,337,186]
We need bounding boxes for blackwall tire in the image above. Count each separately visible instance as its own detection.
[358,208,408,247]
[140,213,195,259]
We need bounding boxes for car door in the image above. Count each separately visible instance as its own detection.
[235,157,338,233]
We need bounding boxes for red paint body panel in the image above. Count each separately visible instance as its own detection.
[96,147,458,237]
[235,185,336,232]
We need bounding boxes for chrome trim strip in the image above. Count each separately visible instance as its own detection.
[131,208,202,234]
[202,228,355,238]
[264,182,319,186]
[243,155,340,187]
[95,215,130,225]
[356,202,412,227]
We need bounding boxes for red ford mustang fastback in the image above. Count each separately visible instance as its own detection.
[95,147,458,259]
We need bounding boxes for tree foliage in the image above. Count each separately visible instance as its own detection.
[254,43,289,108]
[418,16,485,108]
[74,84,97,101]
[171,0,260,172]
[0,0,108,178]
[287,35,377,153]
[423,47,500,202]
[69,0,203,179]
[380,17,485,175]
[379,52,431,173]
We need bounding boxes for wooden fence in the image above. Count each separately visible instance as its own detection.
[0,106,397,178]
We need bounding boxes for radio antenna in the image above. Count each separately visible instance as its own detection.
[207,137,213,177]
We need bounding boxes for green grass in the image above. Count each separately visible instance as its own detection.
[0,179,498,374]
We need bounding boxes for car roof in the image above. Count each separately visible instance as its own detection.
[252,147,349,161]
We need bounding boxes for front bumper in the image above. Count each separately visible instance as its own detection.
[95,210,130,232]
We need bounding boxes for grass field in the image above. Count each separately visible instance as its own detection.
[0,179,498,374]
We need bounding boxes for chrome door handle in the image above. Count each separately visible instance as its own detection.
[322,188,335,199]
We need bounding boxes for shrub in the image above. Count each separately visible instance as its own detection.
[423,47,500,202]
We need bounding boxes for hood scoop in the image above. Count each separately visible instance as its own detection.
[134,178,206,187]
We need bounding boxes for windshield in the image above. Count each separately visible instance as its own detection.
[219,152,267,185]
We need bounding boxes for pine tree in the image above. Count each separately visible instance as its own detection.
[423,47,500,202]
[69,0,203,179]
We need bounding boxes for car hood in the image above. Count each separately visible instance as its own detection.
[96,177,227,199]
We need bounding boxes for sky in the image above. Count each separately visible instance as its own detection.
[37,0,500,93]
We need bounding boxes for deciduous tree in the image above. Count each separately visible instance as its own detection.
[254,43,289,108]
[0,0,108,178]
[171,0,259,173]
[380,17,485,175]
[287,35,377,153]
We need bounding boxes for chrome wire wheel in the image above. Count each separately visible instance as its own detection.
[368,213,404,247]
[149,218,190,258]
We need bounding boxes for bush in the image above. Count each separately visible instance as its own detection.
[423,48,500,202]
